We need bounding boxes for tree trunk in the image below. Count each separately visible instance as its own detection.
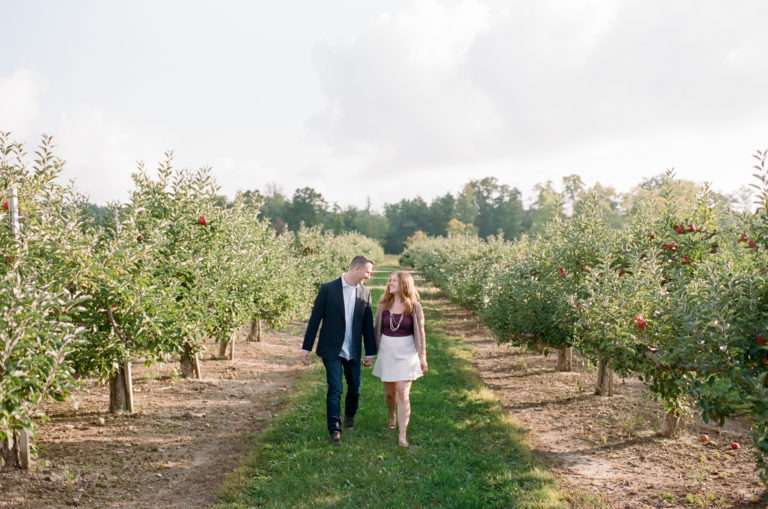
[1,430,31,470]
[247,319,262,342]
[109,361,134,413]
[595,358,614,396]
[180,344,202,379]
[1,435,13,469]
[218,340,229,360]
[218,334,235,361]
[556,346,573,371]
[17,430,30,469]
[661,408,683,438]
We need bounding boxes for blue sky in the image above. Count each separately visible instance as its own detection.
[2,0,767,209]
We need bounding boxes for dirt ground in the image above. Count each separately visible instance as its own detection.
[0,323,308,509]
[422,285,768,509]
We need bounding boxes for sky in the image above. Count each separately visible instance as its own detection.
[2,0,767,210]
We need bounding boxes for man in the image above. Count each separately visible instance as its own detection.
[302,255,377,444]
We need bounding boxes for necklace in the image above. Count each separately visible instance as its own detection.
[389,310,405,332]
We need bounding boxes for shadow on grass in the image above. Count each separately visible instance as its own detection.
[538,434,665,463]
[483,366,558,377]
[500,393,594,412]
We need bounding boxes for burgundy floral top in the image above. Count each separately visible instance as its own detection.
[381,309,414,337]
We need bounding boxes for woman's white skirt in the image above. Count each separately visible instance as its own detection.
[372,334,423,382]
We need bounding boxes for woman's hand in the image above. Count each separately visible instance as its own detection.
[420,356,429,374]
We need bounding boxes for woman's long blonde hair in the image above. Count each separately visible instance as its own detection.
[379,271,420,314]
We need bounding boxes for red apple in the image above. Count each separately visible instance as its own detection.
[674,224,686,234]
[633,314,648,330]
[748,239,758,249]
[558,267,567,278]
[698,434,710,444]
[682,255,691,264]
[739,232,749,243]
[1,200,8,211]
[198,215,208,226]
[687,224,696,233]
[662,242,678,252]
[756,335,767,346]
[730,441,741,450]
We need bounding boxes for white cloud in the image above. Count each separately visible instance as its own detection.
[310,0,504,167]
[4,1,768,209]
[0,69,45,139]
[387,0,490,70]
[311,0,768,176]
[54,108,171,203]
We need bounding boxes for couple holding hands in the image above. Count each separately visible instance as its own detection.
[301,256,428,447]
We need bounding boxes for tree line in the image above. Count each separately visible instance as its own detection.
[202,175,748,254]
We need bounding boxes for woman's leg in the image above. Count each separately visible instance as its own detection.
[384,382,397,428]
[395,380,413,445]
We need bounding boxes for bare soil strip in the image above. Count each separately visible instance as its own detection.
[0,324,308,509]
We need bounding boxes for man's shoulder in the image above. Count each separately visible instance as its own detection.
[322,277,341,288]
[316,278,338,295]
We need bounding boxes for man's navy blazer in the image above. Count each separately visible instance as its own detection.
[302,277,377,360]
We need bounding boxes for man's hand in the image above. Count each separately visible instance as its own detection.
[362,356,374,367]
[301,350,312,366]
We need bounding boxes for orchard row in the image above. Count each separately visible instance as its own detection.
[402,154,768,484]
[0,133,383,469]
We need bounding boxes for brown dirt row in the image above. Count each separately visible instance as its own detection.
[419,282,766,509]
[0,323,308,509]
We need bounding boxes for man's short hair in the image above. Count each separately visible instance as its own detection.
[349,255,374,269]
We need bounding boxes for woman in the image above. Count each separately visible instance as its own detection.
[372,271,428,447]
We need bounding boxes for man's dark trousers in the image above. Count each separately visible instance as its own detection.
[322,356,361,433]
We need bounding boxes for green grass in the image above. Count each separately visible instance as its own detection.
[212,263,564,509]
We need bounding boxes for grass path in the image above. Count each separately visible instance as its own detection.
[212,261,564,509]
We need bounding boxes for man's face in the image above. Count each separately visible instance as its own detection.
[351,262,374,284]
